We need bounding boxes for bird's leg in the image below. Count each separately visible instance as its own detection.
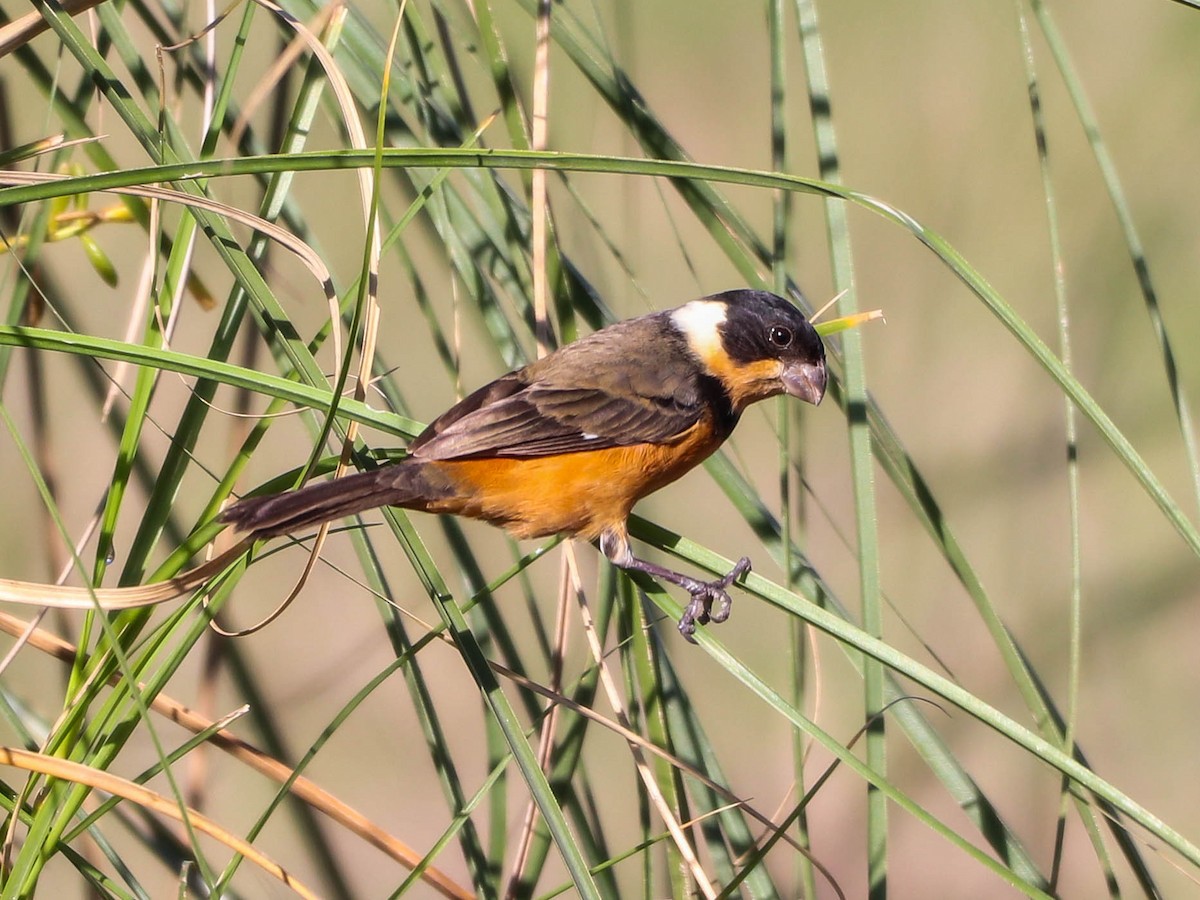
[599,530,752,642]
[627,555,752,641]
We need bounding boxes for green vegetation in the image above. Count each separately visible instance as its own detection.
[0,1,1197,896]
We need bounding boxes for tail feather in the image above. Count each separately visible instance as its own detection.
[221,463,428,538]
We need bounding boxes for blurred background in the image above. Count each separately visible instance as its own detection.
[1,0,1198,896]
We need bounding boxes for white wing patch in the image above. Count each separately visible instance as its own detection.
[670,300,727,368]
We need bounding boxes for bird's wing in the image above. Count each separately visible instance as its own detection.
[410,320,709,460]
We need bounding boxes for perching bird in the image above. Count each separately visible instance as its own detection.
[221,289,827,640]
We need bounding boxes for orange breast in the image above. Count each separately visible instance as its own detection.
[422,419,724,541]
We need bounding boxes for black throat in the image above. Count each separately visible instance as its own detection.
[697,371,740,439]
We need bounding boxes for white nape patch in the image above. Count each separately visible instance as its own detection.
[670,300,728,365]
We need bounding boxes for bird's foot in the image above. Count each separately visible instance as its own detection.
[677,557,752,643]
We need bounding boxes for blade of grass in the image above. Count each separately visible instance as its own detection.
[791,4,887,895]
[1029,0,1200,518]
[766,8,814,892]
[1014,8,1108,893]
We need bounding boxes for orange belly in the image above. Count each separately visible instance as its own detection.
[422,421,724,541]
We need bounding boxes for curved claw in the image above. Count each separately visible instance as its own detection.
[708,588,734,624]
[676,557,752,642]
[599,529,754,643]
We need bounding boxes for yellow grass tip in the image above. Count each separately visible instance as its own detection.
[815,309,885,337]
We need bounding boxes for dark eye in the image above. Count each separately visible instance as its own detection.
[767,325,793,348]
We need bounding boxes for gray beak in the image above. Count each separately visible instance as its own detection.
[782,361,827,406]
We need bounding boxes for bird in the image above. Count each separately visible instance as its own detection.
[220,289,827,640]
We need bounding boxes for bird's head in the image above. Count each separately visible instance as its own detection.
[671,289,827,412]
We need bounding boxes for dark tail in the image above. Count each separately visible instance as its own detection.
[220,462,434,538]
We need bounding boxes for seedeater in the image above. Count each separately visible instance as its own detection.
[222,289,827,639]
